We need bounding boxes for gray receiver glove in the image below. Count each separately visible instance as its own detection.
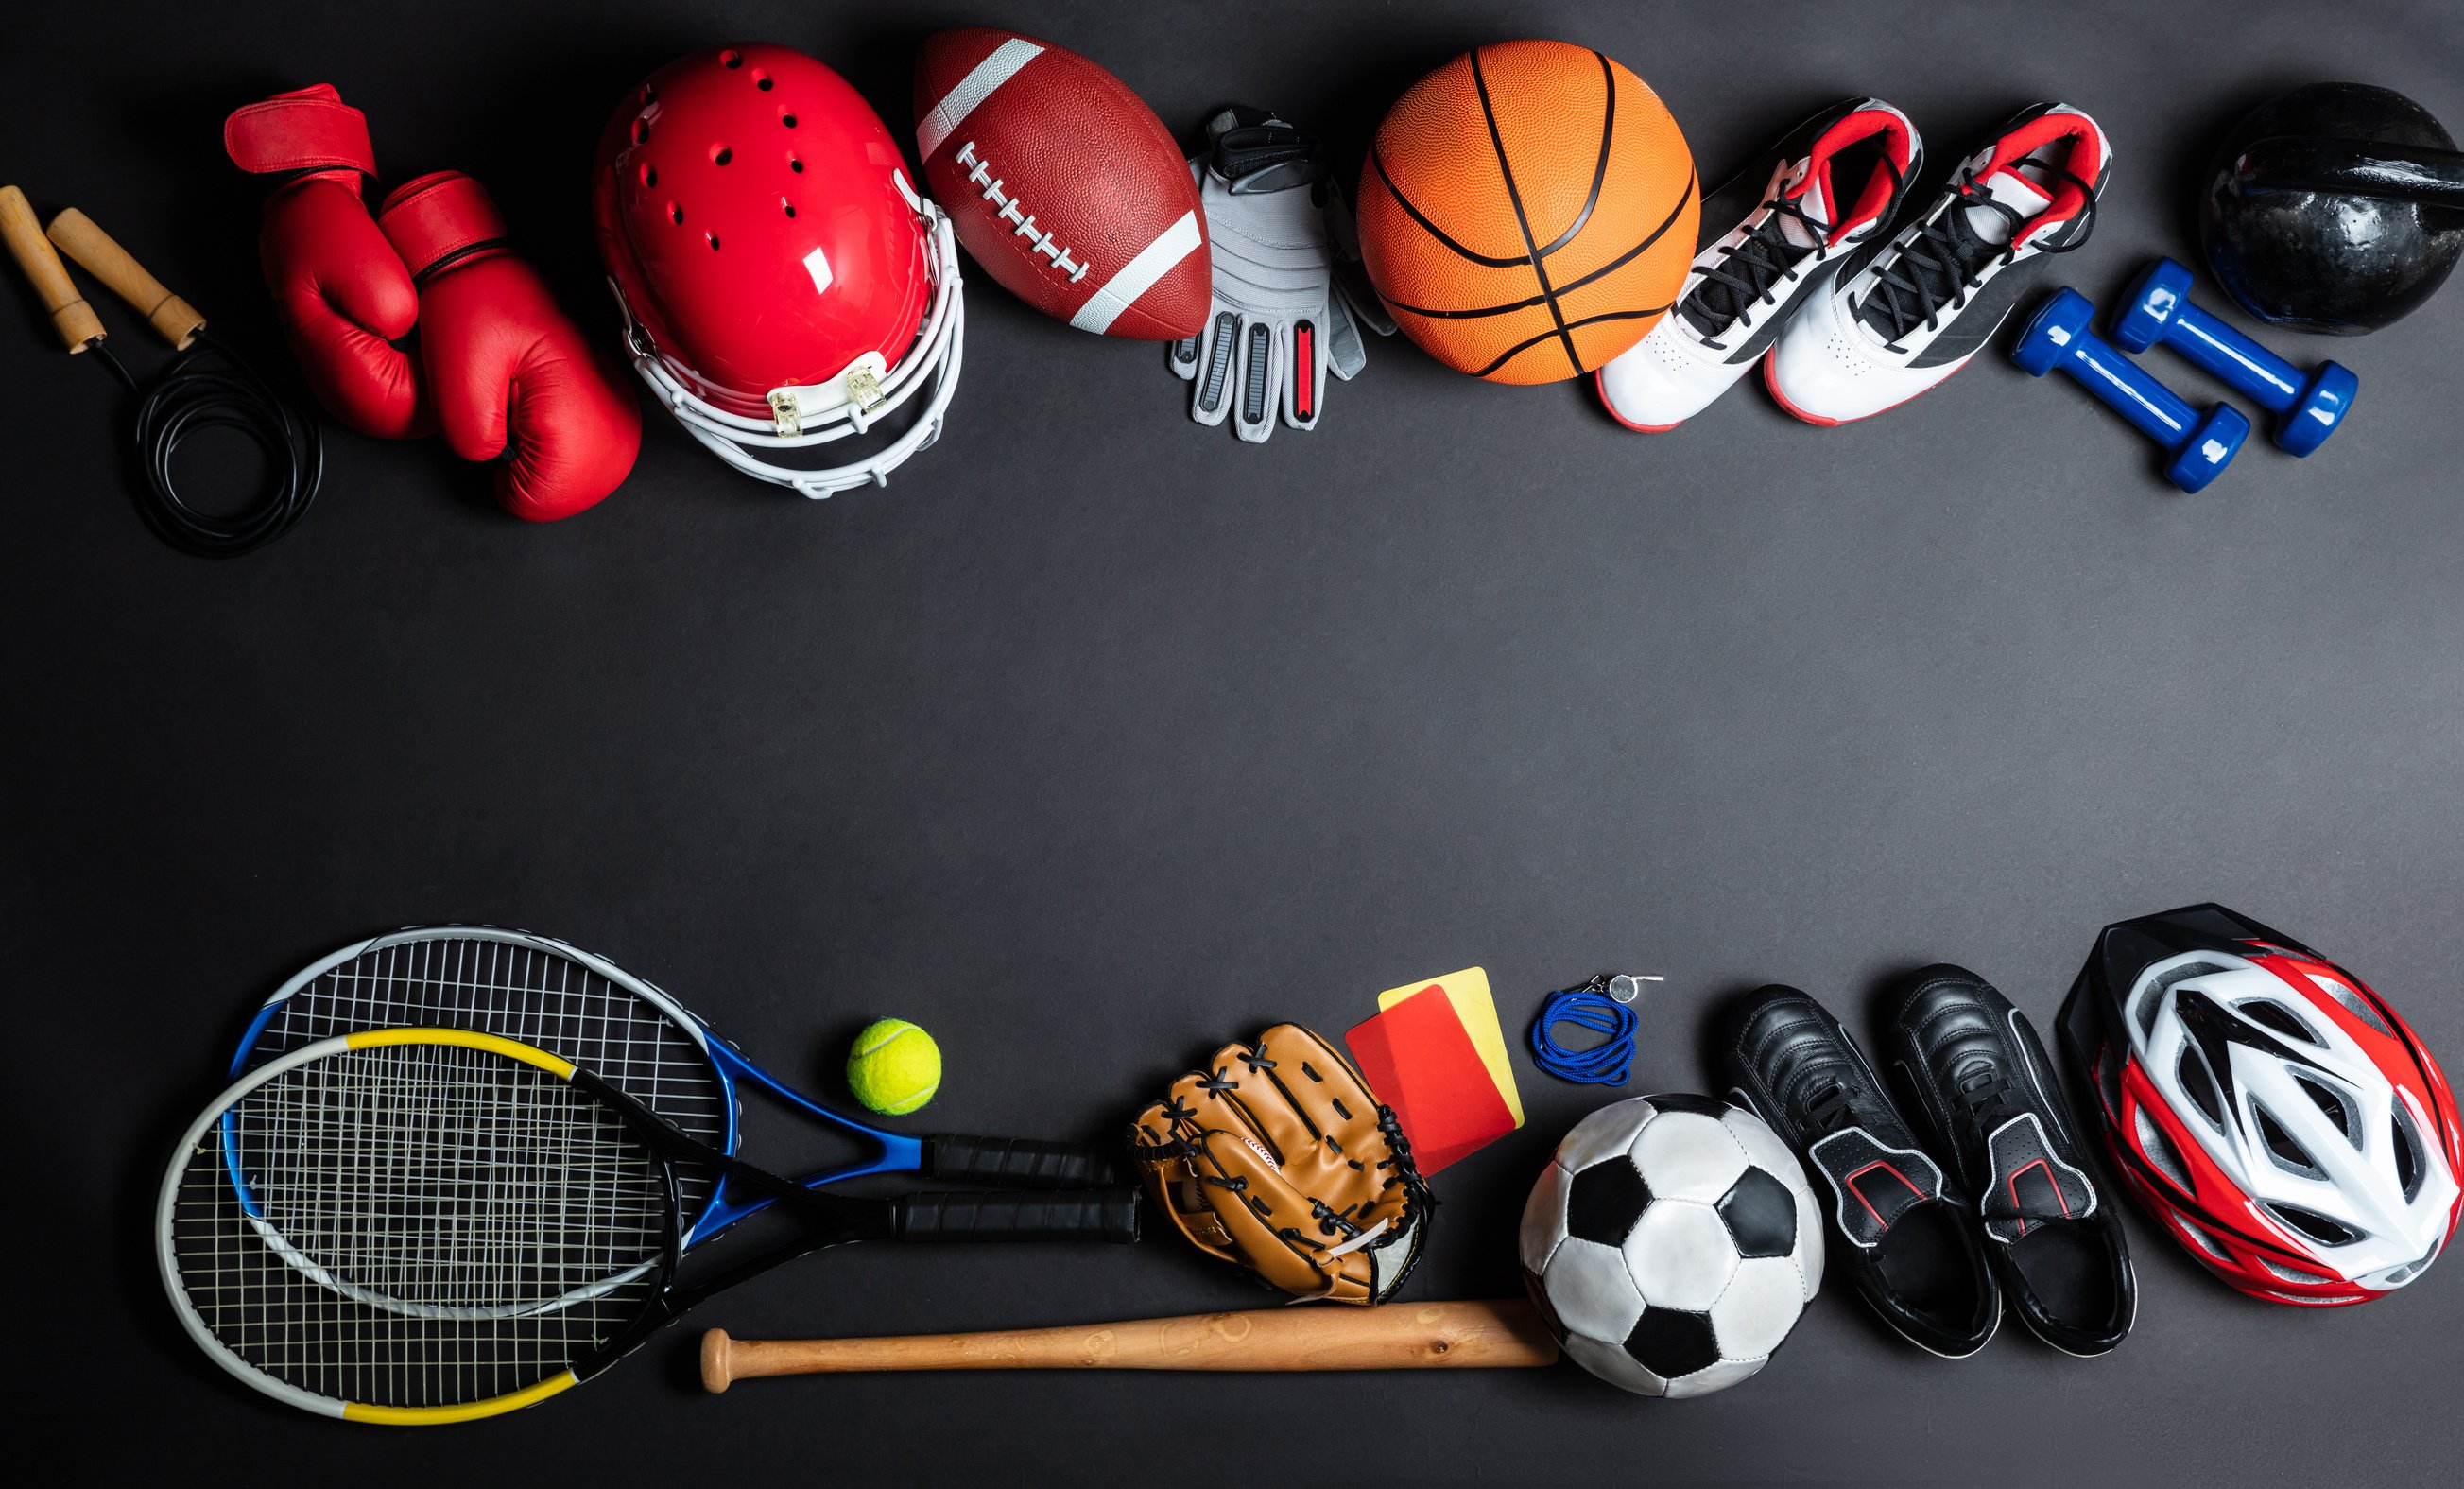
[1169,108,1393,442]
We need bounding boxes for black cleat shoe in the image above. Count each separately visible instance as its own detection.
[1722,984,2001,1358]
[1885,965,2136,1357]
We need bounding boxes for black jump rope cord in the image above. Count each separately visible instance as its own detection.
[91,331,322,558]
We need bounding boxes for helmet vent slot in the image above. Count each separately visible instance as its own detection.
[2176,1047,2225,1129]
[706,233,721,251]
[712,146,733,166]
[632,118,651,146]
[2236,999,2321,1046]
[2311,974,2394,1038]
[2252,1102,2322,1178]
[669,203,683,226]
[721,49,743,68]
[788,155,804,174]
[2390,1102,2427,1203]
[2292,1072,2361,1148]
[2137,960,2228,1040]
[2263,1202,2361,1248]
[640,164,657,189]
[2134,1105,2194,1195]
[781,113,799,130]
[753,70,772,91]
[782,199,797,219]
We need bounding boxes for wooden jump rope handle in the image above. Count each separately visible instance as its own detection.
[701,1299,1559,1390]
[45,208,204,349]
[0,185,105,352]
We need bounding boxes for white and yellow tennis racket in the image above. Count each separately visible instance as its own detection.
[159,1028,1138,1424]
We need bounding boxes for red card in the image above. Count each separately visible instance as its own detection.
[1345,984,1518,1175]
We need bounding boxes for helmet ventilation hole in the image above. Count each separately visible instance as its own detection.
[781,113,799,129]
[721,49,743,68]
[2134,1105,2195,1196]
[706,233,721,251]
[639,164,657,189]
[712,146,732,166]
[2176,1047,2225,1129]
[2263,1202,2361,1247]
[2252,1103,2321,1177]
[632,118,651,146]
[2236,999,2321,1046]
[669,202,683,226]
[781,199,796,219]
[753,70,772,91]
[788,155,804,174]
[2292,1071,2360,1147]
[2390,1102,2427,1202]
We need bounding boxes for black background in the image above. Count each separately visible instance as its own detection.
[7,1,2462,1481]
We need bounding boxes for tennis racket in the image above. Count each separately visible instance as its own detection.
[229,926,1119,1263]
[161,1028,1141,1423]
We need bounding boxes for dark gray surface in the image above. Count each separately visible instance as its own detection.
[6,0,2461,1481]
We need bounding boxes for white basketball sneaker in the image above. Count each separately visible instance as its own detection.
[1766,102,2109,425]
[1596,98,1921,432]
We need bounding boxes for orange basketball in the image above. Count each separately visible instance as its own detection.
[1358,41,1699,384]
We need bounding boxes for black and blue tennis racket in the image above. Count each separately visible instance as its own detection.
[229,926,1119,1251]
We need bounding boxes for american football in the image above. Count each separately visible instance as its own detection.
[913,28,1209,339]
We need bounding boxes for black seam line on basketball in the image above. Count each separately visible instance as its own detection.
[1375,171,1697,321]
[1465,305,1675,378]
[1530,49,1618,258]
[1369,147,1535,268]
[1470,45,1577,372]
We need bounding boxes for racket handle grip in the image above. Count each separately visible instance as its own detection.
[925,1134,1121,1187]
[893,1187,1141,1243]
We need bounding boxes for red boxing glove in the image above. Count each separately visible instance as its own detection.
[378,172,641,521]
[224,84,428,439]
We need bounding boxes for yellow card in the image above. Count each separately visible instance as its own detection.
[1376,967,1523,1128]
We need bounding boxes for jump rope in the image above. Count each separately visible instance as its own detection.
[3,189,320,558]
[1528,972,1662,1085]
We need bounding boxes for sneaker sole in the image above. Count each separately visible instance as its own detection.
[1761,349,1969,427]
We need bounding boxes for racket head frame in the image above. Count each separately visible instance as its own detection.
[228,926,927,1244]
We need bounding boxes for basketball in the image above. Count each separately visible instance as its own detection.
[1357,41,1699,384]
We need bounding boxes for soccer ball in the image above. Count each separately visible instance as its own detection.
[1520,1093,1824,1397]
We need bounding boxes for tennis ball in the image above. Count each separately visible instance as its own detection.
[847,1018,941,1116]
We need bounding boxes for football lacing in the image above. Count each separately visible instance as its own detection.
[955,141,1090,281]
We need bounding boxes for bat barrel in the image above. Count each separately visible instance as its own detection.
[701,1300,1559,1388]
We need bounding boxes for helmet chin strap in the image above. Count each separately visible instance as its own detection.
[615,187,968,499]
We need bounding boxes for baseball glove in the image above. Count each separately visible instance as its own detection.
[1129,1024,1432,1304]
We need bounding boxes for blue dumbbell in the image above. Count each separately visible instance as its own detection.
[2011,288,2249,493]
[2111,257,2358,456]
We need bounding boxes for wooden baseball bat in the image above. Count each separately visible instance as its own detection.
[702,1299,1558,1390]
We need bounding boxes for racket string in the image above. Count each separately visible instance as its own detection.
[177,1041,670,1409]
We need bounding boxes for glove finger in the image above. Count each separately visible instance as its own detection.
[1169,328,1200,384]
[1333,263,1397,340]
[1285,309,1332,430]
[1189,307,1239,427]
[1233,318,1284,443]
[1322,295,1366,385]
[1249,1025,1387,1154]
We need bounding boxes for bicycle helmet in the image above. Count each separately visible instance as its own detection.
[2060,904,2462,1306]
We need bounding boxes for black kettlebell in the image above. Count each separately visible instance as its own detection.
[2200,82,2464,335]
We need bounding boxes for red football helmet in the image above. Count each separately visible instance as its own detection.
[594,43,964,498]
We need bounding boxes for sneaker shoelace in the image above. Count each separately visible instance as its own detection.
[1858,160,2096,349]
[1684,191,1841,347]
